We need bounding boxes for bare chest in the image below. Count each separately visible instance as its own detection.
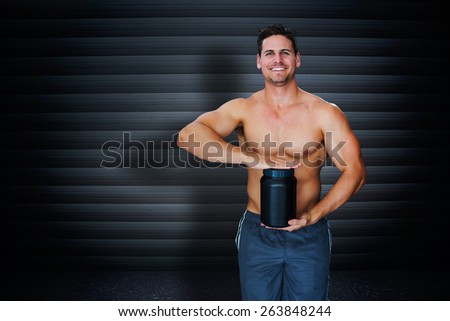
[242,107,323,156]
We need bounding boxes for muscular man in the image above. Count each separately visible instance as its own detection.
[177,24,366,300]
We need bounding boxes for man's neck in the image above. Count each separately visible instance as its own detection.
[263,80,300,108]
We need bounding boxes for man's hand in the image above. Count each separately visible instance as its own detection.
[236,125,299,170]
[261,213,315,232]
[241,145,300,169]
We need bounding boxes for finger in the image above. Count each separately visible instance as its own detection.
[288,219,305,227]
[275,159,301,169]
[261,222,289,230]
[274,157,298,168]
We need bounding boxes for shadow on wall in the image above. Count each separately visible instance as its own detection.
[174,46,253,274]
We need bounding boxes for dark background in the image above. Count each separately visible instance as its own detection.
[1,0,449,300]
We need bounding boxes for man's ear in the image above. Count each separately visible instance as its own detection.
[256,54,261,69]
[296,52,301,68]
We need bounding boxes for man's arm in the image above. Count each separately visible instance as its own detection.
[282,103,366,231]
[314,104,366,214]
[176,99,249,165]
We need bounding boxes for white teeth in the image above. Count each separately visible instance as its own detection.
[272,68,285,71]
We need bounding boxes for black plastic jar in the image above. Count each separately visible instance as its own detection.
[260,168,297,227]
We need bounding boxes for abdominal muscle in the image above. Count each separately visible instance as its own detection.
[245,166,322,217]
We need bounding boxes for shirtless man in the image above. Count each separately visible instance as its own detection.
[177,24,366,300]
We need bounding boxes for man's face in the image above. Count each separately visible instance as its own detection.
[257,35,301,86]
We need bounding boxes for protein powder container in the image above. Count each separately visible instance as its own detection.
[260,168,297,227]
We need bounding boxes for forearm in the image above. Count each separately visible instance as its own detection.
[177,121,248,164]
[309,169,366,222]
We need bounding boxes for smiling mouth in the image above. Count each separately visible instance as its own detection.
[270,67,286,71]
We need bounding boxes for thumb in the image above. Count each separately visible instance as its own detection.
[288,218,307,227]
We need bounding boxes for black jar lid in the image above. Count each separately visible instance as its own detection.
[263,168,295,177]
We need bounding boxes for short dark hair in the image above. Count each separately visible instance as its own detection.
[257,24,298,55]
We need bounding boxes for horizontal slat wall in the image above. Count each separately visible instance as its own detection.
[1,0,448,271]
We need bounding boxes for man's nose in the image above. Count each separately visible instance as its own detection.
[274,53,282,63]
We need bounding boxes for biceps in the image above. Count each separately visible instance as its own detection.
[196,110,240,137]
[326,133,362,171]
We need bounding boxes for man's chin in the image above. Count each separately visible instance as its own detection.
[270,79,289,87]
[266,75,294,86]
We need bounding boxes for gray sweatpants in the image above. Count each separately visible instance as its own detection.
[235,210,331,301]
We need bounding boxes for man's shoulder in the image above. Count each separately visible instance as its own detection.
[221,93,260,110]
[306,92,341,114]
